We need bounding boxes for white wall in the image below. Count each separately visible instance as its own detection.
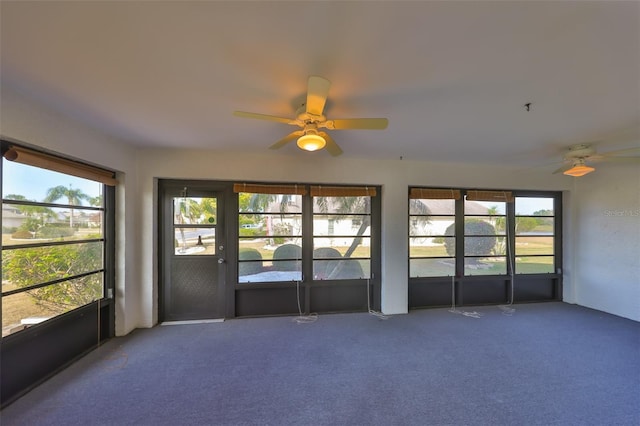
[571,162,640,321]
[7,87,635,331]
[137,148,572,323]
[1,87,140,335]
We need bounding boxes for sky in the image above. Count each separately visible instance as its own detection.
[3,161,102,204]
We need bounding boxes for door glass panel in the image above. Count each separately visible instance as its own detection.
[174,228,215,255]
[173,197,217,225]
[173,196,217,256]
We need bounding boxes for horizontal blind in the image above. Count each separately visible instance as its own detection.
[409,188,461,200]
[466,190,514,203]
[310,186,377,197]
[233,183,307,195]
[4,146,117,186]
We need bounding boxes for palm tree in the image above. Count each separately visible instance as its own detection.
[175,197,201,252]
[247,193,295,246]
[89,195,103,207]
[44,185,90,228]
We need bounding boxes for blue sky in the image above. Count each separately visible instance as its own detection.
[3,161,102,204]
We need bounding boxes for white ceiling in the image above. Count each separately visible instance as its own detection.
[1,1,639,166]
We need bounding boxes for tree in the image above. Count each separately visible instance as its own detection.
[409,199,431,237]
[89,195,103,207]
[246,193,296,246]
[314,195,369,260]
[44,185,90,228]
[174,197,200,251]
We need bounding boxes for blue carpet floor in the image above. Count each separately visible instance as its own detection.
[2,302,639,425]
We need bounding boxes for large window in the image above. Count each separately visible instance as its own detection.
[311,186,374,280]
[237,184,304,283]
[409,188,559,279]
[464,191,508,276]
[515,196,555,274]
[2,146,113,337]
[236,184,376,283]
[409,188,459,277]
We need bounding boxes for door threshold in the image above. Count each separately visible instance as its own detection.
[161,319,225,326]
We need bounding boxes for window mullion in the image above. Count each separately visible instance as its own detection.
[302,191,313,284]
[507,200,516,276]
[455,196,464,278]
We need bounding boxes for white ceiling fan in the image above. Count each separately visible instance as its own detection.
[553,143,640,177]
[233,76,388,156]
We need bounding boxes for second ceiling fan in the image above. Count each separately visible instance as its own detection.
[233,76,388,156]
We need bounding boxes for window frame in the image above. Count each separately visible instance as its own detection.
[1,143,115,339]
[408,197,457,278]
[409,188,561,279]
[235,183,380,285]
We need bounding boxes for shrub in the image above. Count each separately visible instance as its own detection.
[444,219,496,257]
[338,260,365,279]
[273,244,302,271]
[239,228,259,237]
[11,230,33,239]
[313,247,342,279]
[3,243,102,310]
[238,248,263,276]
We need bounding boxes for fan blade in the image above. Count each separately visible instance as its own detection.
[600,147,640,156]
[601,156,640,163]
[306,76,331,116]
[319,132,343,157]
[552,165,572,174]
[326,118,389,130]
[269,131,304,150]
[233,111,294,124]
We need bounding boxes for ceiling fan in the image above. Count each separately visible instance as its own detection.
[553,143,640,177]
[233,76,388,156]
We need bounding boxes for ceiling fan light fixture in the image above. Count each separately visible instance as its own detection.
[297,133,326,152]
[563,164,595,177]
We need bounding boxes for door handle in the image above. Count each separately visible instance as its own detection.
[218,258,225,264]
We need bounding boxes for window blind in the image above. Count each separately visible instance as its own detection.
[310,186,377,197]
[4,146,117,186]
[409,188,461,200]
[233,183,307,195]
[465,190,514,203]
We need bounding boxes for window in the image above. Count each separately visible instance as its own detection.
[173,197,217,256]
[515,197,555,274]
[463,192,508,276]
[409,189,459,277]
[236,183,377,283]
[312,186,374,280]
[2,150,112,337]
[409,188,559,279]
[237,185,304,283]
